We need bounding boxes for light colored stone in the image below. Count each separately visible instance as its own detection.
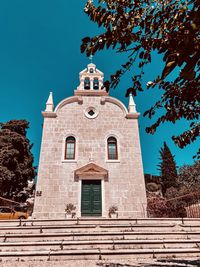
[33,63,147,219]
[45,92,54,112]
[128,93,137,113]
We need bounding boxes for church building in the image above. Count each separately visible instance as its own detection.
[33,63,147,218]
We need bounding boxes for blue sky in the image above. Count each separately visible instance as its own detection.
[0,0,198,175]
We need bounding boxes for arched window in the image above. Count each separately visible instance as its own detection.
[89,68,94,73]
[93,78,99,90]
[65,136,76,160]
[107,137,118,160]
[84,77,90,90]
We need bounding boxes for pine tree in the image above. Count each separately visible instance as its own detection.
[158,142,178,196]
[0,120,36,199]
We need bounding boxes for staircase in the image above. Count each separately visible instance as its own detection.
[0,218,200,265]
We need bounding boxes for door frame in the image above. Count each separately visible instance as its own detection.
[78,179,105,217]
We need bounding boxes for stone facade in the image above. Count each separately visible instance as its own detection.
[33,63,147,219]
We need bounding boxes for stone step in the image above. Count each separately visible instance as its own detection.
[1,230,200,243]
[0,247,200,261]
[0,259,197,267]
[1,239,200,252]
[1,218,200,262]
[0,217,200,227]
[0,224,97,234]
[0,223,182,234]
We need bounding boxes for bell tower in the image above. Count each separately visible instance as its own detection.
[77,63,104,91]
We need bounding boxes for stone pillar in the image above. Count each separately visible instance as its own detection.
[99,78,103,90]
[90,78,94,90]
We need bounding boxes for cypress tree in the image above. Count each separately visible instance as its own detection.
[158,142,178,196]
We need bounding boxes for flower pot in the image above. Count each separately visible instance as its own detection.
[109,212,118,218]
[65,213,72,219]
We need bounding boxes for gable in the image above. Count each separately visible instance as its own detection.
[74,163,108,181]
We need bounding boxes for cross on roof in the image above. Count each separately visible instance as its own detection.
[89,54,93,63]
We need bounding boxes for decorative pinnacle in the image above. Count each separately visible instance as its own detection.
[128,93,137,113]
[45,91,54,112]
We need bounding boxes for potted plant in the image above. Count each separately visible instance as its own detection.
[65,203,76,218]
[108,205,118,218]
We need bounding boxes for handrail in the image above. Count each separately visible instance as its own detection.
[0,196,21,205]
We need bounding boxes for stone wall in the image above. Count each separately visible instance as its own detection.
[33,95,147,218]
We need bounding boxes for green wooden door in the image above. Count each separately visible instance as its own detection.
[81,180,102,216]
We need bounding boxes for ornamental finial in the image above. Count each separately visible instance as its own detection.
[128,93,137,113]
[45,91,54,112]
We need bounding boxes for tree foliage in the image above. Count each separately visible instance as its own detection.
[0,120,36,199]
[147,160,200,217]
[164,161,200,198]
[165,161,200,217]
[81,0,200,156]
[147,191,186,218]
[158,142,178,195]
[147,192,170,217]
[178,160,200,190]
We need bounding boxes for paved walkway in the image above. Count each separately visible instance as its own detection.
[0,258,199,267]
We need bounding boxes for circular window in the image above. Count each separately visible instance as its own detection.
[84,107,99,119]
